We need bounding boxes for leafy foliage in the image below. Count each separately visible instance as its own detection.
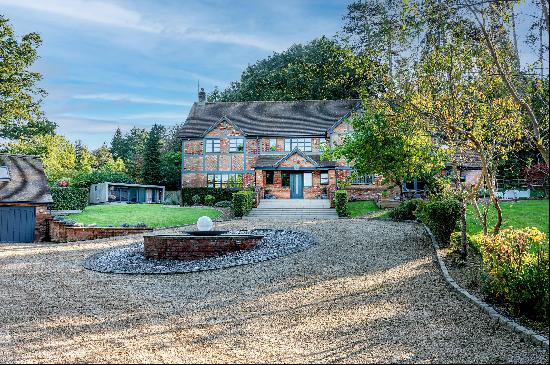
[417,198,460,246]
[480,228,549,321]
[204,194,216,206]
[214,200,232,208]
[71,170,134,188]
[142,124,164,185]
[191,194,201,206]
[231,190,254,217]
[50,187,89,210]
[0,16,56,139]
[208,37,381,102]
[181,187,239,206]
[388,198,425,221]
[334,190,350,217]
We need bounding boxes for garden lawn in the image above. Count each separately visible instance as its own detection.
[66,204,221,228]
[347,200,381,217]
[466,199,549,235]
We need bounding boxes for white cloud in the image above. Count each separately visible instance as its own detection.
[0,0,283,51]
[73,93,193,106]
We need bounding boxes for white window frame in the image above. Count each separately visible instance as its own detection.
[304,172,313,187]
[229,138,244,152]
[320,172,329,185]
[205,139,220,153]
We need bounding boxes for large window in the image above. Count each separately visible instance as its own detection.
[352,173,375,185]
[284,138,312,152]
[281,172,290,187]
[304,172,312,187]
[205,139,220,153]
[320,172,329,185]
[229,138,244,152]
[207,174,243,188]
[265,171,274,185]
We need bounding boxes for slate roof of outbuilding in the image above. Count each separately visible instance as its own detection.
[0,154,53,204]
[179,99,361,138]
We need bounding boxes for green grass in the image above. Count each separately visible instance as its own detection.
[466,199,549,235]
[347,200,382,217]
[66,204,221,228]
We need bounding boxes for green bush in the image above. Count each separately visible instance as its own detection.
[214,200,232,208]
[479,228,549,321]
[204,194,216,206]
[232,191,254,217]
[417,198,460,246]
[334,190,349,217]
[191,194,201,205]
[181,187,239,206]
[388,198,425,220]
[71,170,134,188]
[50,187,89,210]
[449,232,482,254]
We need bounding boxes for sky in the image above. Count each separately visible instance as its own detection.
[0,0,546,149]
[0,0,348,148]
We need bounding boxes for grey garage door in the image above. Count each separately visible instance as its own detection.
[0,206,35,243]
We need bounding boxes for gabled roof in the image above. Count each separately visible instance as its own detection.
[0,154,53,204]
[254,153,338,169]
[274,148,318,167]
[179,99,361,138]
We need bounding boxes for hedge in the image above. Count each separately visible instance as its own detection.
[50,187,89,210]
[334,190,350,217]
[71,170,134,188]
[181,187,240,206]
[416,198,460,246]
[232,191,254,217]
[388,198,425,220]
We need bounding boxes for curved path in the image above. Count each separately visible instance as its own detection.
[0,219,547,363]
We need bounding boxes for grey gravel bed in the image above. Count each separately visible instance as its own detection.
[83,229,316,274]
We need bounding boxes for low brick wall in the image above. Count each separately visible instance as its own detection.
[144,234,263,260]
[49,220,153,243]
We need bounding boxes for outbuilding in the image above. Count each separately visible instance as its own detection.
[0,154,52,242]
[89,182,165,204]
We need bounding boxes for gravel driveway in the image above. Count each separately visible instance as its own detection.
[0,219,547,363]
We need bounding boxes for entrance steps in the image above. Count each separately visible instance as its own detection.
[246,199,338,220]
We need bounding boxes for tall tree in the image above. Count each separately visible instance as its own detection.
[209,37,382,102]
[74,139,95,173]
[124,127,148,181]
[0,16,56,140]
[110,127,127,160]
[142,124,164,185]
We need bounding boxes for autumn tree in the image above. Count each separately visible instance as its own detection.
[0,16,56,140]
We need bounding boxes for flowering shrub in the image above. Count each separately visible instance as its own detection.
[480,228,549,321]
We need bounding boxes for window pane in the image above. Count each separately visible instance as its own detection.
[266,171,274,185]
[320,172,328,185]
[269,138,277,151]
[230,138,244,152]
[281,172,290,187]
[207,174,214,188]
[284,139,291,151]
[304,172,312,187]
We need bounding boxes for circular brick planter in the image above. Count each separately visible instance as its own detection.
[83,229,316,274]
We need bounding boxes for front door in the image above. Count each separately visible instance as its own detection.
[290,173,304,199]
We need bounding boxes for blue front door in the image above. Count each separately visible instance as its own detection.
[290,173,304,199]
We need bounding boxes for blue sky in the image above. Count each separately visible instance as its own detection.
[0,0,347,148]
[0,0,546,149]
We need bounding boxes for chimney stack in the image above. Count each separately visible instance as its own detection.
[198,88,206,104]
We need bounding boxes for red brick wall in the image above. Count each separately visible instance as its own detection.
[34,205,51,242]
[144,234,262,260]
[49,220,153,243]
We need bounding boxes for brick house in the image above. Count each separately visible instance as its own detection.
[0,154,52,242]
[178,95,390,201]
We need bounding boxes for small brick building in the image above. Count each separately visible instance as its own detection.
[0,154,52,242]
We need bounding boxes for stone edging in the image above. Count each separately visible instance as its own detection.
[422,223,549,350]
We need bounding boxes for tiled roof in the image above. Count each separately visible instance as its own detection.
[0,154,53,204]
[254,153,338,168]
[179,99,360,138]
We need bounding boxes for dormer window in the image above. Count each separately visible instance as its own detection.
[205,139,220,153]
[229,138,244,152]
[0,166,10,181]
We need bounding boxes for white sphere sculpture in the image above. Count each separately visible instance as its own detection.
[197,216,214,231]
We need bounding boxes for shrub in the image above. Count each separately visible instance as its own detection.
[232,191,254,217]
[334,190,349,217]
[479,228,549,321]
[388,198,425,220]
[449,232,482,254]
[204,194,216,206]
[191,194,201,205]
[214,200,232,208]
[50,187,89,210]
[181,187,239,206]
[417,198,460,246]
[72,170,134,188]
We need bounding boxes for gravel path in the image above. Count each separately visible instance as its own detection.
[0,219,548,363]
